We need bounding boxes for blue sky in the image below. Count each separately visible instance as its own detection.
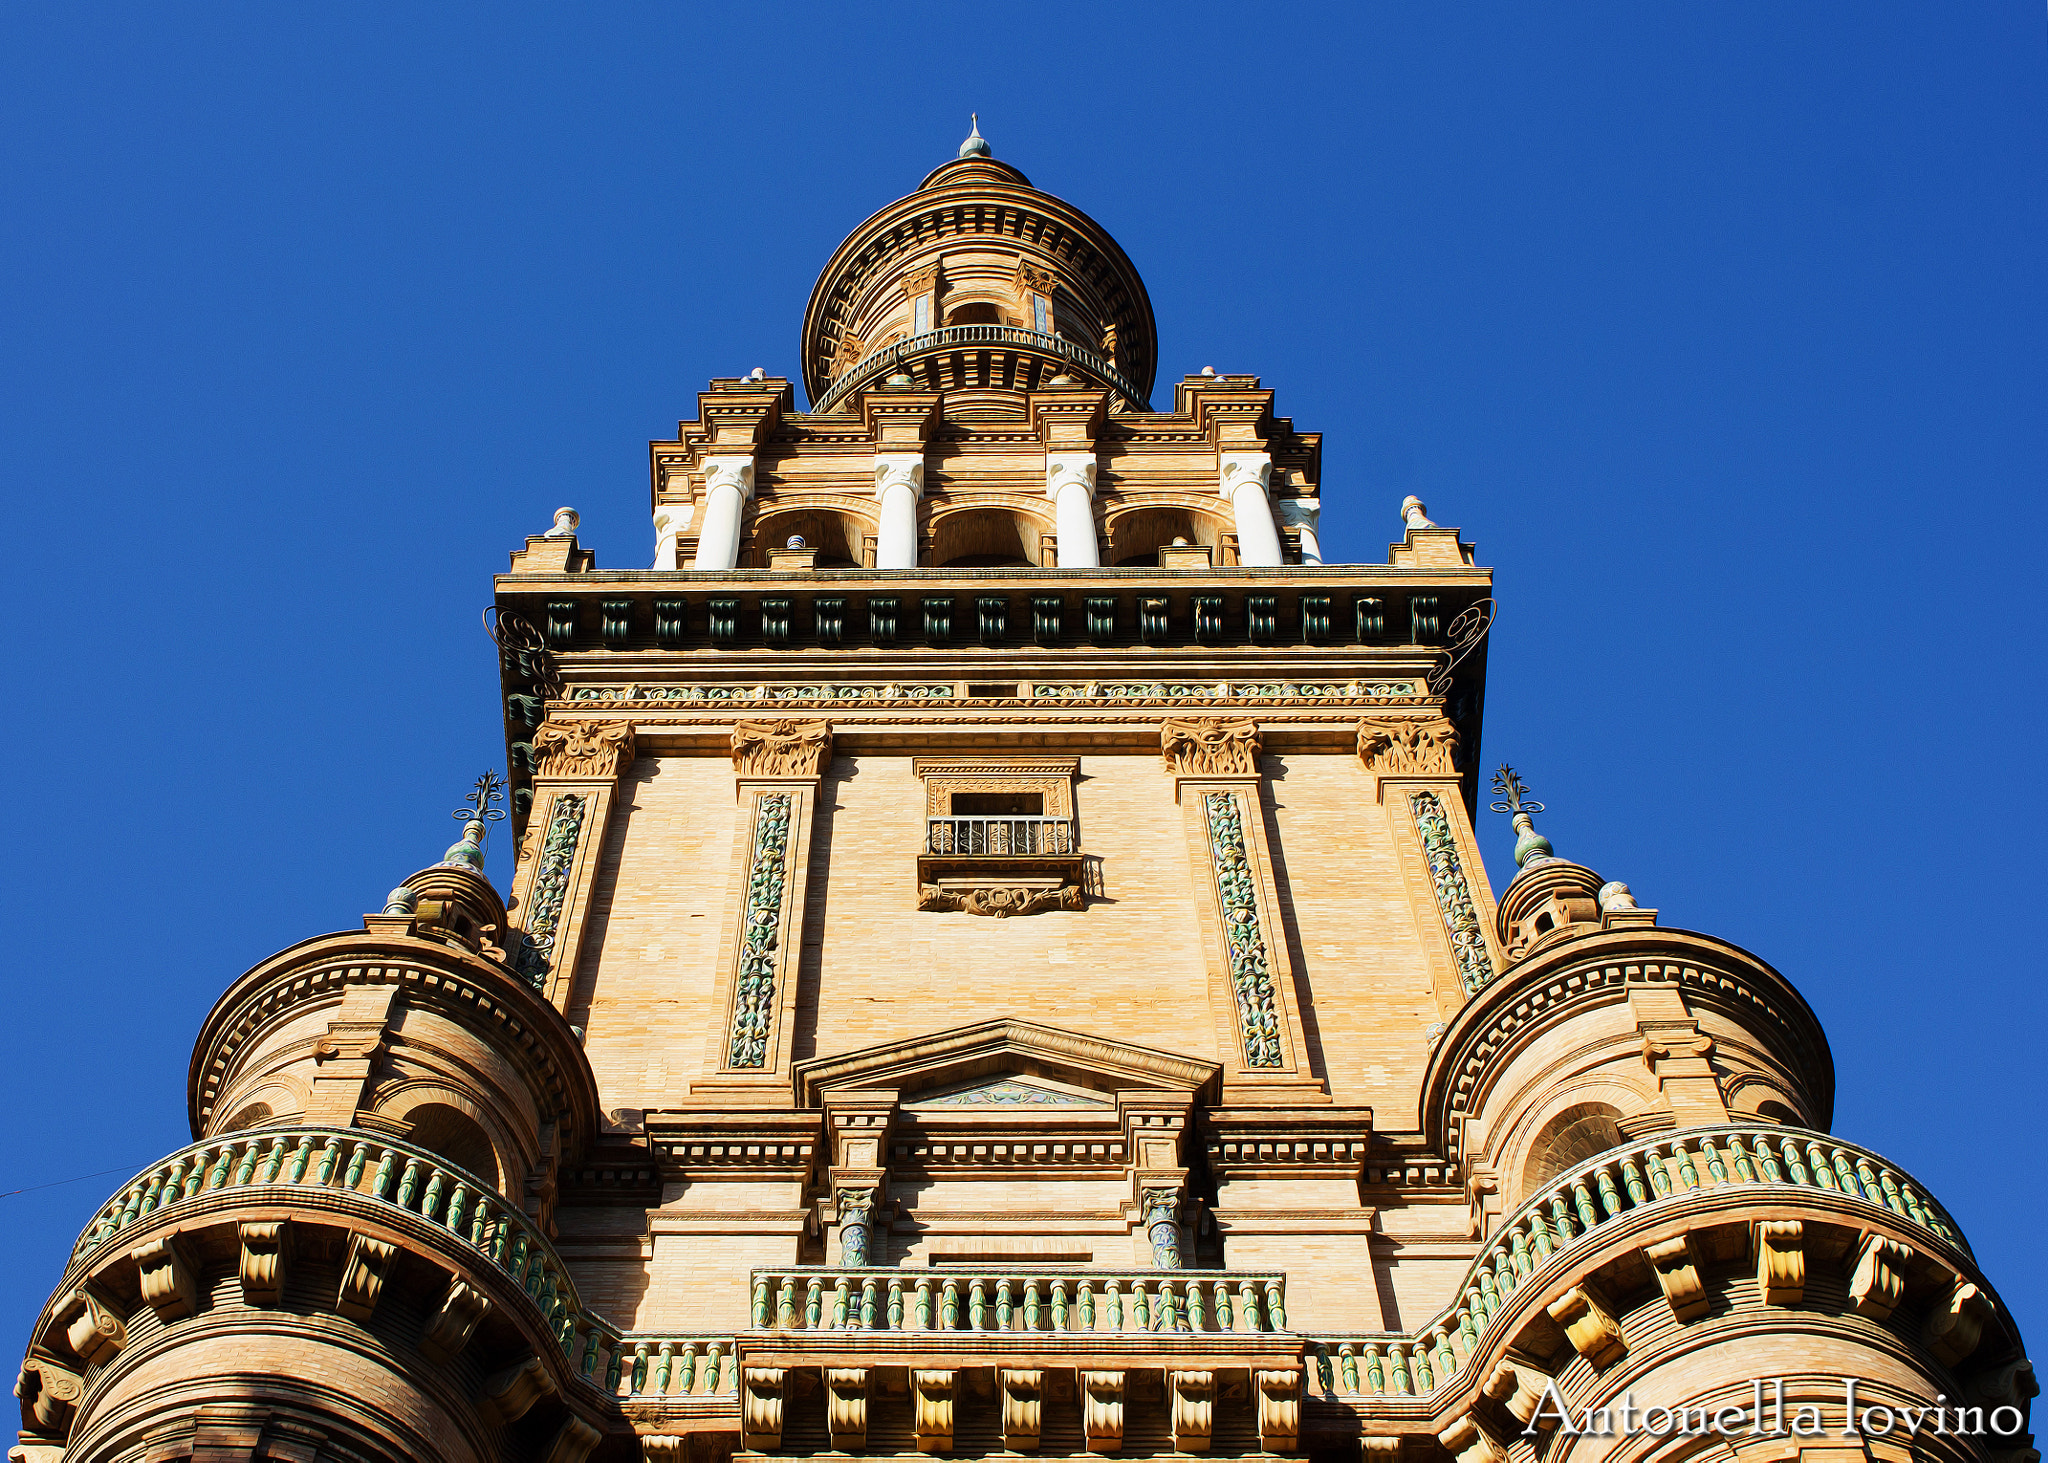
[4,4,2044,1352]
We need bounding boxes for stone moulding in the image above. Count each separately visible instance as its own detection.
[727,793,795,1068]
[513,791,587,986]
[1407,791,1493,998]
[1202,792,1284,1069]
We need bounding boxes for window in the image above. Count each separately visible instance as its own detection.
[914,294,933,335]
[1032,292,1049,334]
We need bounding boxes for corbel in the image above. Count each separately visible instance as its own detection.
[744,1368,788,1451]
[1170,1370,1214,1454]
[544,1415,602,1463]
[237,1219,291,1307]
[826,1368,869,1451]
[1754,1219,1806,1305]
[420,1278,492,1364]
[1001,1369,1043,1452]
[1847,1234,1912,1321]
[1924,1275,1994,1367]
[1545,1285,1625,1367]
[483,1354,557,1425]
[1481,1360,1557,1433]
[335,1233,397,1323]
[1082,1370,1125,1454]
[1436,1412,1505,1463]
[131,1233,199,1322]
[15,1356,83,1436]
[57,1285,127,1368]
[914,1369,956,1453]
[1256,1369,1301,1453]
[1641,1233,1709,1322]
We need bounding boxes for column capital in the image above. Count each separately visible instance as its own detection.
[873,452,926,502]
[1218,451,1273,499]
[1045,453,1099,501]
[702,455,757,502]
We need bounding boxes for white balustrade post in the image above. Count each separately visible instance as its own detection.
[652,503,691,570]
[1276,496,1323,565]
[873,453,925,569]
[1044,454,1101,567]
[690,457,755,571]
[1219,452,1285,566]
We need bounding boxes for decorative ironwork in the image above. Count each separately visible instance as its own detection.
[1489,763,1555,869]
[1203,792,1284,1068]
[727,793,794,1068]
[1429,597,1496,693]
[1409,791,1492,995]
[514,793,587,988]
[441,771,506,870]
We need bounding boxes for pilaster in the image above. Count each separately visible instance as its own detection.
[507,719,637,1011]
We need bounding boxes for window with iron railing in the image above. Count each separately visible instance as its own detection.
[925,816,1075,856]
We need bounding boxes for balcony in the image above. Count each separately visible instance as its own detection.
[813,325,1147,414]
[926,816,1074,858]
[918,818,1084,914]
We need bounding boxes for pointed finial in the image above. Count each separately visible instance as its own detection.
[441,770,507,870]
[1489,764,1556,869]
[958,113,990,159]
[1401,495,1436,530]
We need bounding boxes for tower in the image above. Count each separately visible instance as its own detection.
[16,129,2030,1463]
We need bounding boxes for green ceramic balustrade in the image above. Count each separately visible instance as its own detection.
[740,1268,1288,1336]
[570,1324,740,1399]
[69,1127,587,1356]
[1309,1123,1970,1400]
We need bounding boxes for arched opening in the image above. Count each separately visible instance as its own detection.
[220,1101,274,1134]
[928,507,1045,568]
[1522,1103,1626,1192]
[1106,505,1227,567]
[1755,1100,1799,1126]
[748,508,868,569]
[946,302,1008,327]
[401,1103,500,1188]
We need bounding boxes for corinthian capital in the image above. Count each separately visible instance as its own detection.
[1218,452,1273,499]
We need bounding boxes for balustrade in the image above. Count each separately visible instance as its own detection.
[815,325,1145,414]
[924,817,1075,857]
[1310,1123,1968,1399]
[745,1268,1287,1336]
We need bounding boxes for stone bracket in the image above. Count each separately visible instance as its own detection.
[914,1368,956,1454]
[743,1367,787,1451]
[1002,1367,1043,1452]
[1643,1232,1708,1322]
[237,1219,291,1307]
[1083,1369,1125,1454]
[1546,1284,1626,1368]
[335,1233,397,1323]
[132,1232,199,1323]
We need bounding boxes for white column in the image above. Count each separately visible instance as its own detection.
[651,503,691,570]
[873,453,925,569]
[690,457,754,571]
[1219,452,1285,567]
[1277,496,1323,565]
[1044,454,1100,567]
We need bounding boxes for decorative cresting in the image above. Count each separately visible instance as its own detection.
[1357,716,1461,776]
[731,719,834,779]
[514,792,587,986]
[532,718,635,780]
[1303,1123,1973,1400]
[728,793,795,1068]
[64,1126,585,1327]
[745,1267,1288,1335]
[1161,716,1263,778]
[1203,792,1284,1068]
[1409,791,1493,996]
[917,884,1082,917]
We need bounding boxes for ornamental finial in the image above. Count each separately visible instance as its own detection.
[1401,495,1435,530]
[545,506,579,538]
[959,114,990,159]
[441,770,507,870]
[1489,764,1556,869]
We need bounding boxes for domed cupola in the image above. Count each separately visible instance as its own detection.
[800,120,1158,414]
[1490,766,1609,959]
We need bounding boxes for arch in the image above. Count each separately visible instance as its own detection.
[207,1074,308,1137]
[749,505,872,568]
[220,1101,274,1134]
[927,504,1051,567]
[1521,1102,1627,1192]
[1104,503,1229,566]
[370,1083,512,1192]
[945,301,1010,327]
[1726,1075,1808,1126]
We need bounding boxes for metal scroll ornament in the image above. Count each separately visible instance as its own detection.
[727,793,794,1068]
[513,793,587,988]
[1203,792,1284,1068]
[1409,791,1493,995]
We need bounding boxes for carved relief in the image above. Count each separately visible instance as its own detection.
[1847,1234,1911,1321]
[1642,1233,1707,1322]
[1482,1362,1556,1431]
[826,1368,868,1451]
[731,719,833,779]
[727,793,794,1068]
[514,791,586,986]
[1161,717,1262,777]
[1357,716,1461,775]
[59,1287,127,1367]
[483,1354,557,1425]
[15,1357,82,1434]
[1754,1218,1805,1305]
[1015,260,1059,302]
[1924,1275,1993,1366]
[918,884,1082,917]
[421,1279,492,1364]
[532,720,635,780]
[1408,791,1494,996]
[1438,1414,1505,1463]
[1143,1187,1185,1269]
[1203,792,1285,1068]
[830,330,866,380]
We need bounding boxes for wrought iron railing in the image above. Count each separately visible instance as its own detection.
[748,1267,1287,1335]
[1308,1124,1970,1399]
[814,325,1147,413]
[925,816,1075,856]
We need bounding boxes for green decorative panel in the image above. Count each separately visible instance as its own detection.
[514,792,587,989]
[1409,791,1491,995]
[728,793,794,1068]
[1203,791,1284,1068]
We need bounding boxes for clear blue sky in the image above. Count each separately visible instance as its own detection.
[4,4,2044,1353]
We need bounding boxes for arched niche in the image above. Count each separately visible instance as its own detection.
[945,300,1012,326]
[371,1085,511,1193]
[749,506,872,568]
[1105,503,1228,567]
[927,504,1051,567]
[1520,1101,1628,1193]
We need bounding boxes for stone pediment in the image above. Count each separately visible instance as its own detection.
[793,1018,1220,1109]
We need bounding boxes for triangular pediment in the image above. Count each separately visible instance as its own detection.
[905,1074,1113,1110]
[793,1018,1220,1108]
